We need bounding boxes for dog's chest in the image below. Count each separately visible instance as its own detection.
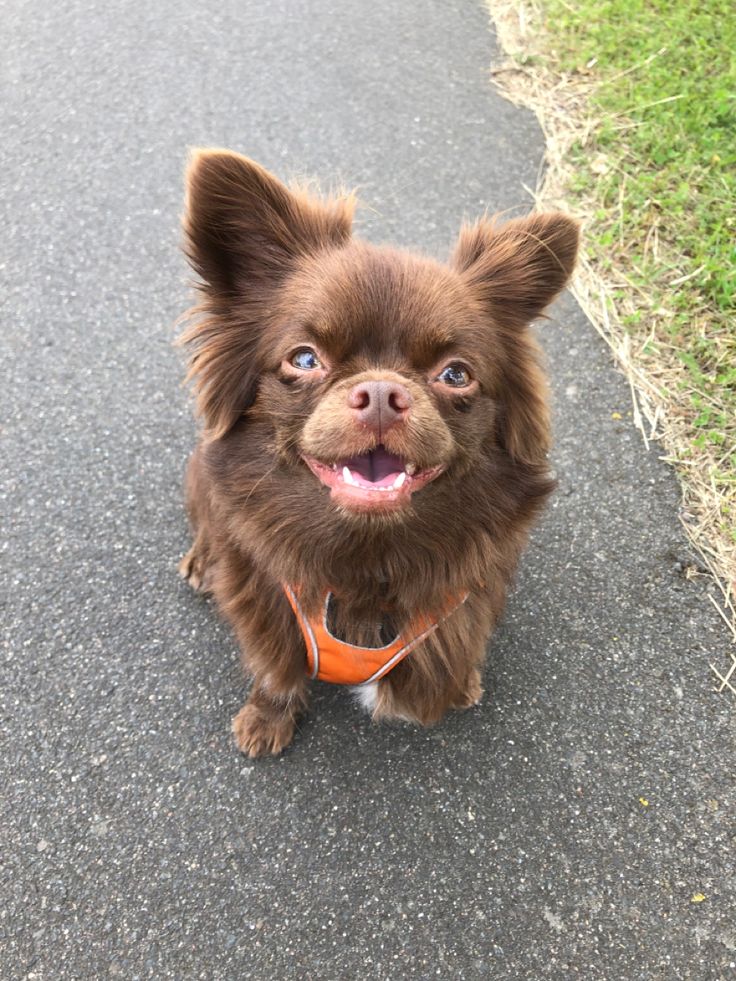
[325,593,398,648]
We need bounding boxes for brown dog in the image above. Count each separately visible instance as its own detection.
[178,149,579,757]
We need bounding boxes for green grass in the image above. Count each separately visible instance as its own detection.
[541,0,736,549]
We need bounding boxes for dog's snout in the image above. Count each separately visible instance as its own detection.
[348,380,412,435]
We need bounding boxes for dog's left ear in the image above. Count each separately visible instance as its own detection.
[451,212,579,328]
[452,213,579,465]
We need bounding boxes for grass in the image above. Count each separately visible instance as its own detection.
[486,0,736,644]
[545,0,736,496]
[551,0,735,309]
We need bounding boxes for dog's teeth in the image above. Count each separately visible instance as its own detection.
[342,466,356,486]
[405,462,417,476]
[394,472,407,488]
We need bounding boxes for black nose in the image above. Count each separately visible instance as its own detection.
[347,380,412,436]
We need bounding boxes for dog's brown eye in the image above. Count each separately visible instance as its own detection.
[291,348,322,371]
[437,363,472,388]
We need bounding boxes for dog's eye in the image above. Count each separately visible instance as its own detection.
[291,348,322,371]
[437,363,472,388]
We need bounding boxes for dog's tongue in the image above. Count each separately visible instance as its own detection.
[344,446,404,487]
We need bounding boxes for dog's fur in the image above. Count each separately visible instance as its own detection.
[178,149,579,757]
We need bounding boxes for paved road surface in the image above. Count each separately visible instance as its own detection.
[2,0,734,977]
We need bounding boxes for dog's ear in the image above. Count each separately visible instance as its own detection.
[452,212,579,329]
[181,150,354,438]
[452,213,579,465]
[184,148,354,297]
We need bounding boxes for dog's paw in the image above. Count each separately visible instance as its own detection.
[457,670,484,709]
[232,703,296,758]
[178,546,211,594]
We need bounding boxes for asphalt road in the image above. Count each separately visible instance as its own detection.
[2,1,734,978]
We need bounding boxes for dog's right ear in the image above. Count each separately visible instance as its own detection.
[180,151,354,438]
[184,148,354,298]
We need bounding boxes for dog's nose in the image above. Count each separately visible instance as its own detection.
[347,380,412,435]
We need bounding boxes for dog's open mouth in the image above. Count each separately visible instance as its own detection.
[303,446,443,511]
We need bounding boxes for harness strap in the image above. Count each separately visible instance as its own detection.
[283,583,468,686]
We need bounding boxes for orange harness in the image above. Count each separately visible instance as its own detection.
[283,583,468,686]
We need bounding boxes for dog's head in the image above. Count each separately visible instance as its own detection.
[181,150,578,524]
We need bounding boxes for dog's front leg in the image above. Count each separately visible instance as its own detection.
[224,575,310,758]
[232,679,308,758]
